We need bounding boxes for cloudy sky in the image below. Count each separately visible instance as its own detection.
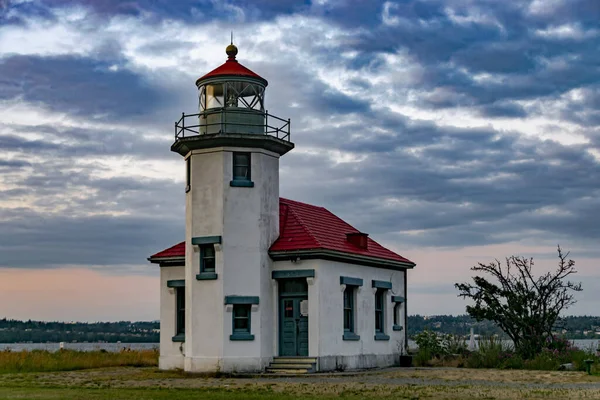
[1,0,599,322]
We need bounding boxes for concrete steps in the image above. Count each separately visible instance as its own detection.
[265,357,317,374]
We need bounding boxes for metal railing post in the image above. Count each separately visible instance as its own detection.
[181,112,185,138]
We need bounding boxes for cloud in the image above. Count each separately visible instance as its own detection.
[0,0,599,318]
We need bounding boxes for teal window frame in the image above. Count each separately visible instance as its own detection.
[225,296,258,341]
[193,236,221,280]
[230,152,254,187]
[343,286,354,333]
[172,286,185,342]
[185,157,191,193]
[343,286,360,340]
[374,288,389,340]
[341,276,362,341]
[231,304,254,340]
[200,245,215,273]
[392,296,404,331]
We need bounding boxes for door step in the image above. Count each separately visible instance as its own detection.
[265,357,317,374]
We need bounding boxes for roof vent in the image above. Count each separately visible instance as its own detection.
[346,232,369,249]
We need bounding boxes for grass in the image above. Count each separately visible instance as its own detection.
[1,366,600,399]
[0,349,158,373]
[1,348,600,399]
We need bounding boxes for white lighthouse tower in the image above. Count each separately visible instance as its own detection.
[168,43,293,372]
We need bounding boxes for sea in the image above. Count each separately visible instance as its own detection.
[0,343,158,352]
[1,340,598,353]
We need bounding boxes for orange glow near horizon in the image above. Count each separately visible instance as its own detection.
[0,268,159,322]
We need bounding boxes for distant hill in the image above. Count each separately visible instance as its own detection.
[408,315,600,339]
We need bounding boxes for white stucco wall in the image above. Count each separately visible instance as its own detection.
[185,149,225,372]
[159,266,185,370]
[271,259,407,371]
[315,259,406,370]
[183,146,281,373]
[221,148,280,372]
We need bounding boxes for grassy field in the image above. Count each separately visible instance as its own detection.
[2,350,600,399]
[1,366,600,399]
[0,349,158,373]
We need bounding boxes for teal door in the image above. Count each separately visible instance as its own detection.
[279,296,309,356]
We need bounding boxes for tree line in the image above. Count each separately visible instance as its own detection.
[408,315,600,339]
[0,319,159,343]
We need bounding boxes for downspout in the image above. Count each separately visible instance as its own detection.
[404,268,408,352]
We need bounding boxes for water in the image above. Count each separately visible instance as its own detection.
[0,343,159,352]
[3,340,598,353]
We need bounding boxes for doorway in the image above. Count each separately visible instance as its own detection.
[278,279,308,357]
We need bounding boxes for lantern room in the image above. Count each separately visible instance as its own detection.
[171,43,293,158]
[195,44,267,135]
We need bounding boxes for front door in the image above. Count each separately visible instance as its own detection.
[278,278,309,357]
[280,297,308,356]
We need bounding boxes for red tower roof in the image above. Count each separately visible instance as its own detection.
[149,198,415,269]
[195,44,267,86]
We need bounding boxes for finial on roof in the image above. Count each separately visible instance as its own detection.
[226,34,238,61]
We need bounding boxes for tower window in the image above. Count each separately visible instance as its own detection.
[185,157,191,193]
[233,305,250,332]
[233,152,250,180]
[231,304,254,340]
[230,152,254,187]
[200,245,216,273]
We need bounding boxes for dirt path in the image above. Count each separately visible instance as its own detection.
[2,367,600,399]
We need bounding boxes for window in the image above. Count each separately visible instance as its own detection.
[230,304,254,340]
[206,84,223,109]
[233,152,250,180]
[225,296,259,341]
[230,152,254,187]
[343,287,354,333]
[392,295,404,331]
[340,276,362,341]
[185,157,191,192]
[200,245,215,273]
[372,280,391,340]
[174,287,185,341]
[375,289,385,333]
[193,236,221,280]
[233,304,250,333]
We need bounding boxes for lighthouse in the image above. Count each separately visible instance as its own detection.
[150,43,415,374]
[169,43,293,372]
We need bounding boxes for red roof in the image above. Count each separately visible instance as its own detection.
[271,198,413,264]
[149,198,414,266]
[196,59,267,86]
[149,241,184,259]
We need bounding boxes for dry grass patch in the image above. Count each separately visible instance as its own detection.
[0,349,158,373]
[383,367,600,385]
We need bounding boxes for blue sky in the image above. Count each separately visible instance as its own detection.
[0,0,599,321]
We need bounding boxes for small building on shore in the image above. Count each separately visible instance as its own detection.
[148,43,416,373]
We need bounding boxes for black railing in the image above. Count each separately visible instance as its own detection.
[175,108,291,142]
